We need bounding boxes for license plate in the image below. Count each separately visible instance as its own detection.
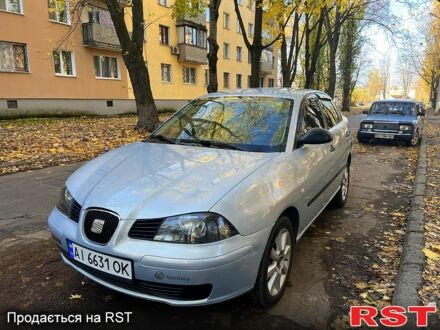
[67,240,132,280]
[375,133,394,139]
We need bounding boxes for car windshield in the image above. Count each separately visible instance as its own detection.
[370,102,415,116]
[149,96,294,152]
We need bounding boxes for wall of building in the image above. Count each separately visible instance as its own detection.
[0,0,129,112]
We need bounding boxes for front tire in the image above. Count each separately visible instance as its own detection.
[406,130,420,147]
[251,216,295,308]
[329,164,350,208]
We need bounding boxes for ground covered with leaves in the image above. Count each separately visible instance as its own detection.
[420,114,440,311]
[0,115,170,176]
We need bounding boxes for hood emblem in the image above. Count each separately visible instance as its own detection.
[91,219,105,234]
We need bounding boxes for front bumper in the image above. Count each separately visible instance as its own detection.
[48,208,271,306]
[357,130,413,142]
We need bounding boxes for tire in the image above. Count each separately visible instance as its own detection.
[251,216,295,308]
[357,137,369,144]
[405,130,420,147]
[329,164,350,209]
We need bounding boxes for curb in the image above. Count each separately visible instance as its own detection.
[392,118,428,324]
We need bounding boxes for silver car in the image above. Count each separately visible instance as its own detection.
[48,88,352,307]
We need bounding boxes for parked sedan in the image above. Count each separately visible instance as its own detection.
[357,99,424,146]
[48,88,352,307]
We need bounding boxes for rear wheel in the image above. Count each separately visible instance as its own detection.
[329,164,350,208]
[251,216,294,308]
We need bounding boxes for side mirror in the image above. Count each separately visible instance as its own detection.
[362,110,369,114]
[418,112,425,116]
[297,128,333,147]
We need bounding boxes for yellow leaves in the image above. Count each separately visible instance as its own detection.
[68,294,82,300]
[0,115,170,176]
[423,248,440,261]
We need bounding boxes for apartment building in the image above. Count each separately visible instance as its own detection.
[0,0,278,116]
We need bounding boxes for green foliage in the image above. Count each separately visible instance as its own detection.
[172,0,208,19]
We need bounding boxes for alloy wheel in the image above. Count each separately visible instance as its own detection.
[267,228,292,297]
[341,167,349,201]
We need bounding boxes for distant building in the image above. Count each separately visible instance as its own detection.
[0,0,278,116]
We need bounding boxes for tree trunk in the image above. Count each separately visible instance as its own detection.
[327,42,338,98]
[341,19,354,112]
[105,0,159,132]
[123,48,159,131]
[207,0,221,93]
[304,10,325,89]
[250,48,262,87]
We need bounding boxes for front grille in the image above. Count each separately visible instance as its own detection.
[62,250,212,301]
[128,219,164,240]
[373,122,399,132]
[84,209,119,244]
[69,200,82,222]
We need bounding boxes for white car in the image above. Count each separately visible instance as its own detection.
[48,88,352,307]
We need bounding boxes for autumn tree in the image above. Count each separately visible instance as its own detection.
[367,67,383,102]
[234,0,295,87]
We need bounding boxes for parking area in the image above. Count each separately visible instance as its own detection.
[0,116,419,329]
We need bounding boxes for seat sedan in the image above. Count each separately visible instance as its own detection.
[48,88,352,307]
[357,99,424,146]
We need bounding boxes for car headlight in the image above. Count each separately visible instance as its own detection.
[154,213,238,244]
[56,186,74,217]
[399,124,412,131]
[361,123,373,129]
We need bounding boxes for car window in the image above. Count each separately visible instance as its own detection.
[300,97,326,135]
[319,99,340,128]
[151,96,294,152]
[371,102,415,116]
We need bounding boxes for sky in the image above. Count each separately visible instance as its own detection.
[361,0,431,88]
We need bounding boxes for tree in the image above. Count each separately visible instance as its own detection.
[234,0,294,87]
[104,0,159,131]
[379,53,391,99]
[366,68,383,102]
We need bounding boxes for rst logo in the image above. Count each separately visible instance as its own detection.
[350,306,437,327]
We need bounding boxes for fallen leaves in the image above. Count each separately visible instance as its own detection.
[0,114,170,176]
[68,294,82,300]
[419,118,440,307]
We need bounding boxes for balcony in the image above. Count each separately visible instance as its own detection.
[82,23,121,51]
[176,12,206,27]
[177,44,207,64]
[260,61,273,75]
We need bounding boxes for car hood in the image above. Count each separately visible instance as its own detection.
[67,142,277,220]
[363,113,417,123]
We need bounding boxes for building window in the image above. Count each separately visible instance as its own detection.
[223,72,230,89]
[204,69,209,86]
[247,75,251,87]
[0,41,28,72]
[93,55,119,79]
[48,0,70,24]
[268,78,274,87]
[223,43,229,59]
[53,50,75,76]
[238,0,243,5]
[0,0,22,14]
[262,49,273,64]
[236,74,242,88]
[260,77,264,87]
[223,12,230,29]
[87,6,112,25]
[248,23,254,36]
[236,46,242,62]
[247,0,255,11]
[159,25,169,45]
[205,7,209,21]
[183,66,196,84]
[179,25,207,48]
[236,19,242,34]
[158,0,168,7]
[161,63,171,83]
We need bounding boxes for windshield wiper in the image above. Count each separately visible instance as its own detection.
[178,138,244,151]
[148,134,176,144]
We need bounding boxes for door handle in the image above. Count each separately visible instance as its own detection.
[345,130,352,138]
[330,144,336,152]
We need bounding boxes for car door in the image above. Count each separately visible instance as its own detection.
[294,95,335,235]
[318,97,349,190]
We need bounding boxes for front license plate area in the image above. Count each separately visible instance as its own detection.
[375,133,394,139]
[67,240,133,280]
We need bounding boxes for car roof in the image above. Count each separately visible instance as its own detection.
[372,99,417,104]
[199,88,331,101]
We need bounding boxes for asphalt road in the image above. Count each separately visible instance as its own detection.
[0,115,415,330]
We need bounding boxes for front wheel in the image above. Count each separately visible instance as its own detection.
[329,164,350,208]
[251,216,294,308]
[406,130,420,147]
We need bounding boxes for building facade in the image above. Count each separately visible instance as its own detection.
[0,0,278,116]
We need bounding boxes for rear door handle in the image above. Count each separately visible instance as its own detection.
[330,144,336,152]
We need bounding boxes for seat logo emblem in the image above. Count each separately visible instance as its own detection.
[91,219,105,234]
